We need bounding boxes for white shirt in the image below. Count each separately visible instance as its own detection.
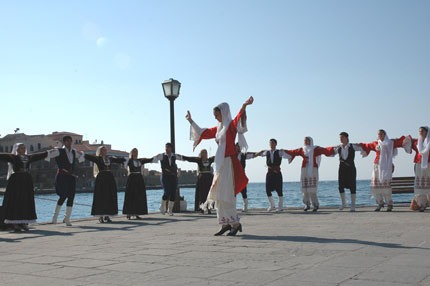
[237,152,255,161]
[48,146,84,164]
[335,143,362,160]
[258,149,292,162]
[152,153,184,165]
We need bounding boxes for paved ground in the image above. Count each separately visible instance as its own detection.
[1,206,430,286]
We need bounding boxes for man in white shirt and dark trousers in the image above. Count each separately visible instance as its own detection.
[334,132,360,212]
[255,139,292,212]
[152,143,184,216]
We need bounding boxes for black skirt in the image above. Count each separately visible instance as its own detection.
[123,173,148,215]
[2,172,37,224]
[195,173,213,211]
[55,173,76,198]
[91,171,118,216]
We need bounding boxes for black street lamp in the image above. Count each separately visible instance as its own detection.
[162,78,181,152]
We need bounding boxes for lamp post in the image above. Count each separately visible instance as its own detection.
[162,78,181,152]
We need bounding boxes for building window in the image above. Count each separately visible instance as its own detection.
[0,146,2,152]
[38,143,41,150]
[5,146,8,152]
[30,145,34,152]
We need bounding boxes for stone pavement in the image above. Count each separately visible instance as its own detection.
[1,206,430,286]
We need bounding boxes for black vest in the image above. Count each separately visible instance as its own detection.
[55,148,76,172]
[239,153,246,169]
[161,154,177,174]
[339,145,355,168]
[266,150,282,167]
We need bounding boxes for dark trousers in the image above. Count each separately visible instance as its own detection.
[339,186,356,194]
[55,173,76,207]
[266,172,283,197]
[240,187,248,199]
[162,174,177,202]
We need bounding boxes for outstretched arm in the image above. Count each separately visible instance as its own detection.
[186,110,218,150]
[181,155,200,163]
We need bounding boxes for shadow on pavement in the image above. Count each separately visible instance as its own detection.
[239,234,430,250]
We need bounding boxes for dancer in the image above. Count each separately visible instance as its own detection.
[182,149,215,213]
[186,96,253,236]
[236,142,256,213]
[0,143,49,231]
[410,127,430,212]
[254,139,293,212]
[288,137,335,212]
[84,146,126,223]
[49,135,84,226]
[333,132,361,212]
[359,130,409,212]
[123,148,153,219]
[151,143,184,216]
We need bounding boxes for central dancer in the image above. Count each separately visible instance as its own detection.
[185,96,254,236]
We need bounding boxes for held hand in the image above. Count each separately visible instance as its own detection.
[185,110,192,123]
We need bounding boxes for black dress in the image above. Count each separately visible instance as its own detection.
[0,152,48,224]
[182,156,214,211]
[85,154,125,216]
[123,158,152,216]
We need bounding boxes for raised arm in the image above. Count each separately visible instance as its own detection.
[181,155,200,163]
[0,153,15,163]
[314,146,336,157]
[29,151,48,163]
[232,96,254,129]
[140,158,154,164]
[186,110,218,150]
[84,153,98,163]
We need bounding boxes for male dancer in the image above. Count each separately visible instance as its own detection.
[255,139,292,212]
[50,135,84,226]
[152,143,183,216]
[334,132,361,212]
[236,143,256,212]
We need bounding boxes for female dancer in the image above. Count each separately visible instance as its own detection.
[0,143,49,231]
[410,127,430,212]
[359,130,409,212]
[288,137,335,212]
[182,149,215,213]
[85,146,126,223]
[185,96,253,236]
[123,148,153,219]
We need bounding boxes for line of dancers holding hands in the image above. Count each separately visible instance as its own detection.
[1,96,429,236]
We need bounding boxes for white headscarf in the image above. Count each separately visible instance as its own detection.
[213,103,248,174]
[7,143,26,180]
[417,126,430,169]
[302,137,320,177]
[93,146,105,178]
[377,133,396,182]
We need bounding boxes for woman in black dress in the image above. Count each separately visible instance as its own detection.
[0,143,48,231]
[85,146,126,223]
[123,148,152,220]
[182,149,215,213]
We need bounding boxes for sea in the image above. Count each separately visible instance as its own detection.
[0,180,414,223]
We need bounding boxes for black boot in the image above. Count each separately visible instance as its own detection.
[104,216,112,223]
[214,225,232,236]
[227,224,242,236]
[99,217,105,223]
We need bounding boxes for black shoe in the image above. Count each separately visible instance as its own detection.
[312,206,319,212]
[374,204,384,212]
[104,216,112,223]
[387,205,393,212]
[126,215,131,220]
[214,225,232,236]
[227,224,242,236]
[136,216,142,220]
[12,224,22,232]
[304,205,310,211]
[99,217,105,223]
[419,208,425,212]
[19,224,29,231]
[208,209,212,215]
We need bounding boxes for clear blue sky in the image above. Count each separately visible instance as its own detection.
[1,0,429,182]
